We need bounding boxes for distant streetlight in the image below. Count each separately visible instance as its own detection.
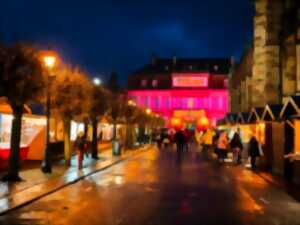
[146,108,152,114]
[93,78,102,86]
[41,52,57,173]
[128,100,136,106]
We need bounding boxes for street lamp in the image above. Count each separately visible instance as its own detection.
[41,53,56,173]
[93,77,102,86]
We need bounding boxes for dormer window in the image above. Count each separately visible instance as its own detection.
[141,79,147,87]
[152,79,158,87]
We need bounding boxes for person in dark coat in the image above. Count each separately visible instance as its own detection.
[230,132,243,164]
[74,132,86,169]
[248,136,260,169]
[174,130,185,153]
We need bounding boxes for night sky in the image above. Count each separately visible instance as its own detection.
[0,0,254,86]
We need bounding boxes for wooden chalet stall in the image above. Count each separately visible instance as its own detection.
[261,104,284,174]
[280,96,300,183]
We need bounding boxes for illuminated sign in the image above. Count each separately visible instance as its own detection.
[172,73,208,87]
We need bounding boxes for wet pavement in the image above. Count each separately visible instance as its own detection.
[0,146,300,225]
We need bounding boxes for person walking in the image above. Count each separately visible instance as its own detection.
[216,131,229,163]
[248,136,260,170]
[74,132,86,169]
[174,129,185,154]
[230,132,243,164]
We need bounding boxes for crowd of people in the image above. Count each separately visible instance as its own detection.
[153,127,264,170]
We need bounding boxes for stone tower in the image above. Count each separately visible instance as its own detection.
[252,0,283,107]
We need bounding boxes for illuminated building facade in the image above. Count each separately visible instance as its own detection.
[128,56,232,129]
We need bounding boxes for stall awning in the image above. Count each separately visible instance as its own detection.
[247,107,264,123]
[0,97,32,114]
[262,104,283,121]
[280,95,300,119]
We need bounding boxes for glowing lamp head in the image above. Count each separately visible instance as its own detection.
[128,100,136,106]
[93,78,102,86]
[171,117,182,129]
[146,108,152,114]
[43,55,56,69]
[197,116,209,131]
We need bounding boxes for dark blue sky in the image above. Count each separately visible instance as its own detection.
[0,0,254,85]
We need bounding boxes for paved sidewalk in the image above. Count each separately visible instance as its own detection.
[0,144,152,215]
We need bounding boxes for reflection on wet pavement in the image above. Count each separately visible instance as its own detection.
[1,147,300,225]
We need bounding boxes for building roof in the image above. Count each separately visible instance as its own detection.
[131,57,231,76]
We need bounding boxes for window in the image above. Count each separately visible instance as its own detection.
[153,96,159,109]
[152,79,158,87]
[144,97,149,107]
[224,79,229,88]
[187,98,194,109]
[141,79,147,87]
[165,97,170,109]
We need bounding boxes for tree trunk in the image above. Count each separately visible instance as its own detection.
[138,125,145,144]
[112,121,120,155]
[91,118,98,159]
[125,123,134,149]
[3,106,23,181]
[63,117,71,166]
[84,119,89,138]
[113,121,117,141]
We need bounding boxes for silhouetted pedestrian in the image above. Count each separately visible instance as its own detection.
[230,132,243,164]
[174,129,185,153]
[248,136,260,169]
[74,132,86,169]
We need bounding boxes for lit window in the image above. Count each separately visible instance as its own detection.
[189,65,193,70]
[214,65,219,71]
[141,79,147,87]
[165,65,169,71]
[152,80,158,87]
[224,79,229,88]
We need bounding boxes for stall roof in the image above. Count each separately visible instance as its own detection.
[280,95,300,119]
[262,104,283,121]
[248,107,264,123]
[226,113,238,124]
[29,104,45,116]
[217,118,227,126]
[236,112,249,124]
[0,97,31,114]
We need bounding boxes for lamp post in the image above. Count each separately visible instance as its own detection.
[41,54,56,173]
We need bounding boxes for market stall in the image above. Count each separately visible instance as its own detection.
[261,104,284,174]
[280,96,300,182]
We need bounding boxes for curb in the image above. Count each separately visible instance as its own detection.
[0,145,152,216]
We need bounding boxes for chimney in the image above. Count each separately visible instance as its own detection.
[172,53,177,65]
[151,53,157,66]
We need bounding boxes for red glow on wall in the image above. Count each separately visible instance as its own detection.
[128,89,228,128]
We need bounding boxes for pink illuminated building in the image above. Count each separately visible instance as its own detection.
[127,56,232,129]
